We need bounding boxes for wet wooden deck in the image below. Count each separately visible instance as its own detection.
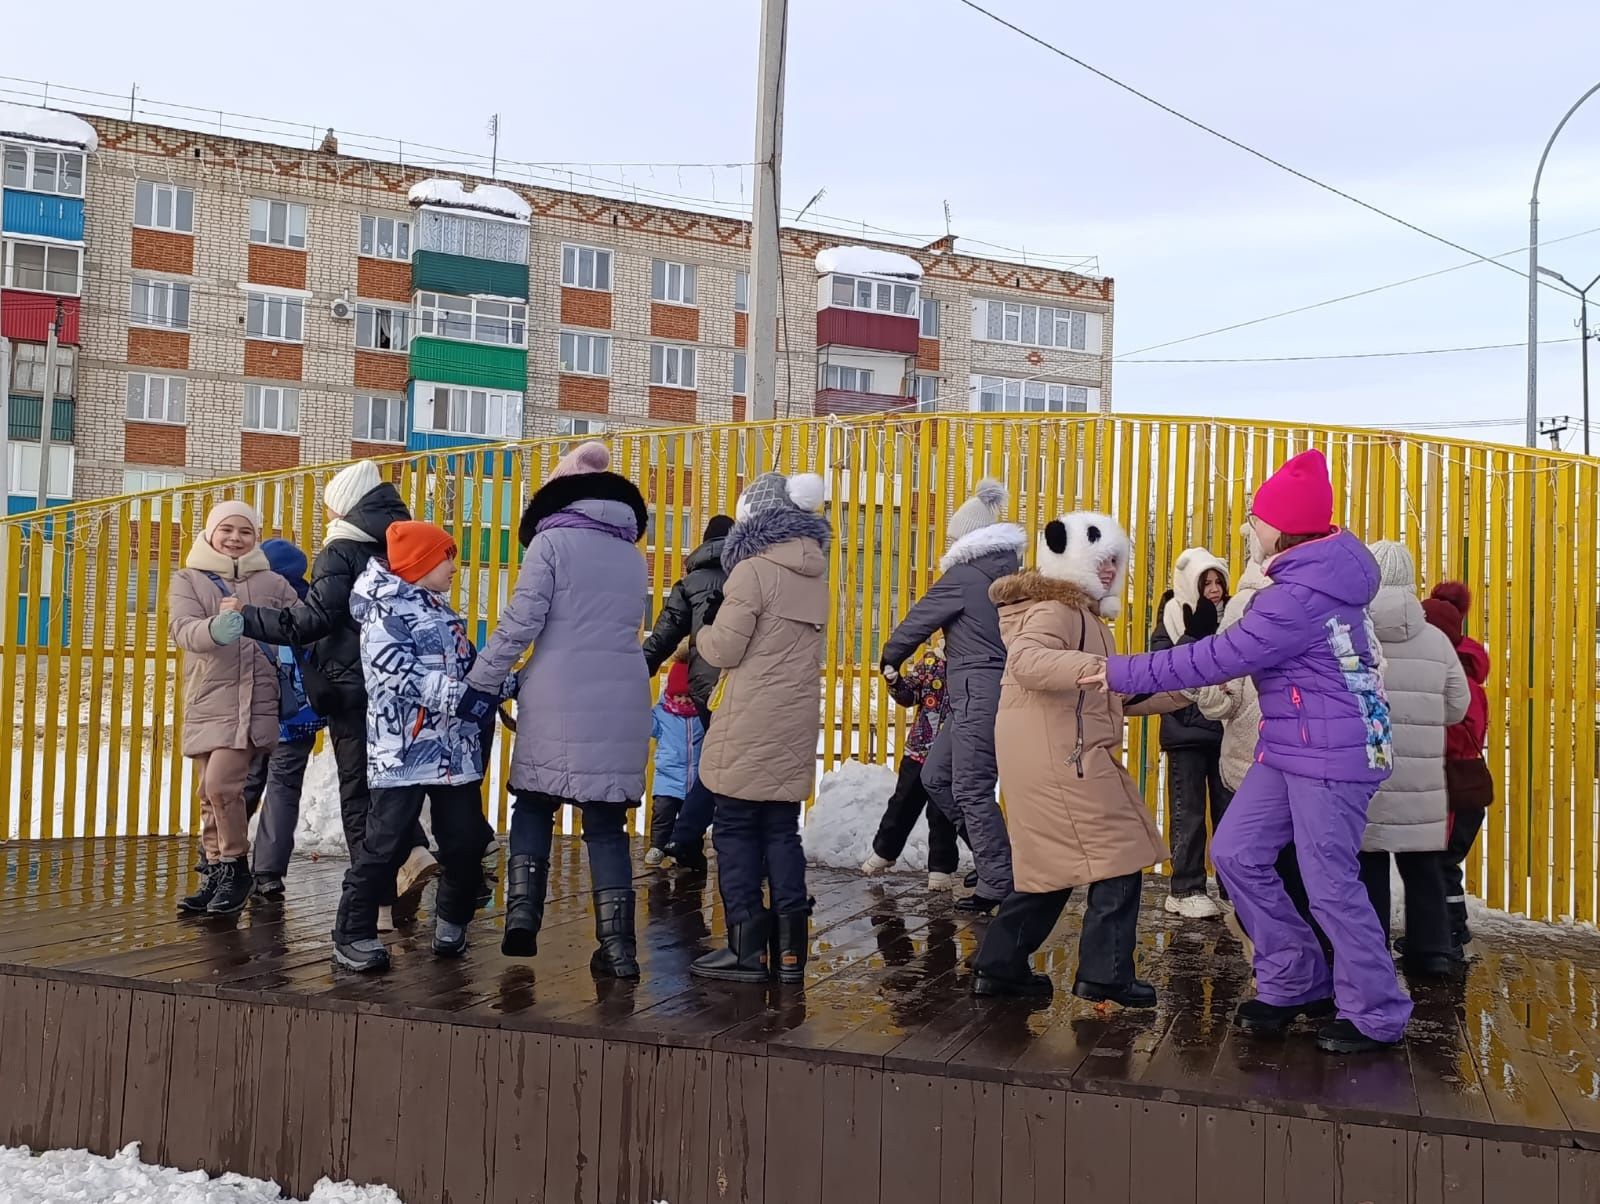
[2,837,1599,1203]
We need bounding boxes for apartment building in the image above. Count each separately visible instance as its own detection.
[0,105,1115,503]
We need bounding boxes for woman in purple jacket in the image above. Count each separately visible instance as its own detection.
[1083,450,1411,1054]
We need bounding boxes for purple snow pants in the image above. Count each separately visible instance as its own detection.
[1212,764,1413,1044]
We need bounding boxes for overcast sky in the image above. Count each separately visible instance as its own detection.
[12,0,1600,446]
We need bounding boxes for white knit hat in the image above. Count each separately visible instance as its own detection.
[324,460,382,518]
[1370,540,1416,589]
[945,479,1008,546]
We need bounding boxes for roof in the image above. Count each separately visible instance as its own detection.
[407,178,531,223]
[0,103,98,152]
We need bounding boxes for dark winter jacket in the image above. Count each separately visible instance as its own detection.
[1150,589,1223,751]
[640,535,728,716]
[261,538,326,744]
[240,482,411,717]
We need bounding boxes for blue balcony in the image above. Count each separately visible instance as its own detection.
[2,191,84,243]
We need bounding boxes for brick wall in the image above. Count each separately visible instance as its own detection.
[734,311,748,349]
[240,431,301,471]
[356,257,411,304]
[244,340,304,381]
[558,375,609,414]
[560,288,611,329]
[131,228,195,276]
[247,244,308,290]
[124,421,186,465]
[354,351,408,392]
[650,304,699,343]
[127,329,189,370]
[350,440,401,460]
[648,387,697,423]
[917,338,940,372]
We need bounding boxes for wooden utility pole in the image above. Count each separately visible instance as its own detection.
[748,0,788,422]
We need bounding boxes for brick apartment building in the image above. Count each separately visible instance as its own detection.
[0,104,1115,507]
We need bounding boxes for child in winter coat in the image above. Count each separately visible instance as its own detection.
[1094,449,1413,1054]
[861,643,962,889]
[168,502,299,916]
[330,521,513,973]
[647,656,706,865]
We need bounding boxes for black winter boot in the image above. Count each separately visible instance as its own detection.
[590,888,640,979]
[691,912,773,983]
[665,840,708,873]
[773,910,810,984]
[1233,997,1336,1036]
[501,855,548,958]
[206,860,254,915]
[1073,977,1158,1009]
[178,863,218,915]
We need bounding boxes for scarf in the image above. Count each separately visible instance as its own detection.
[325,517,377,548]
[185,535,270,580]
[662,691,698,718]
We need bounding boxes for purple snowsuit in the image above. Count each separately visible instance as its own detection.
[1107,529,1412,1043]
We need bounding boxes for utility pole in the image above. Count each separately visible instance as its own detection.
[36,299,63,510]
[0,334,11,600]
[748,0,788,423]
[1538,415,1570,451]
[488,114,500,177]
[1535,265,1600,456]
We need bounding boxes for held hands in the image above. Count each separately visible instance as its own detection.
[1182,598,1219,639]
[881,662,900,684]
[1077,657,1109,691]
[218,597,243,614]
[208,611,245,646]
[455,686,499,726]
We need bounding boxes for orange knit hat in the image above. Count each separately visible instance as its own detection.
[387,521,456,584]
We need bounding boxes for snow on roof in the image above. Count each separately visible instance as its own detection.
[0,102,98,152]
[407,178,531,222]
[814,245,923,281]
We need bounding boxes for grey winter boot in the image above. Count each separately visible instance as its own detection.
[178,862,218,915]
[332,938,390,973]
[433,916,468,958]
[206,859,254,915]
[590,888,640,979]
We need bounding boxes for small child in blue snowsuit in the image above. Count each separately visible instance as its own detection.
[647,657,706,865]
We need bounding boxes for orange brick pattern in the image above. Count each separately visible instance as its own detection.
[351,440,402,461]
[131,228,194,276]
[560,288,612,329]
[650,303,699,343]
[240,431,301,472]
[124,421,186,466]
[247,244,308,290]
[354,350,410,393]
[648,387,698,423]
[128,328,189,370]
[917,338,941,372]
[734,311,748,349]
[732,397,747,422]
[356,257,412,304]
[244,340,304,381]
[558,375,610,414]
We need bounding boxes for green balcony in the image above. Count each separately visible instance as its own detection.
[408,337,527,393]
[411,250,528,302]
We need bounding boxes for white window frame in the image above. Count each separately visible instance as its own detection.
[649,344,697,390]
[559,331,611,377]
[11,343,75,398]
[125,372,187,425]
[560,243,613,291]
[734,270,749,313]
[134,180,195,234]
[733,352,747,397]
[249,197,308,250]
[246,291,305,343]
[355,302,411,352]
[243,384,300,435]
[9,444,74,500]
[557,416,607,438]
[976,299,1091,352]
[914,373,940,411]
[827,273,919,317]
[650,259,698,307]
[920,297,940,339]
[1,145,84,198]
[414,383,523,440]
[4,240,82,296]
[359,214,412,261]
[823,364,875,393]
[123,467,186,495]
[353,394,406,445]
[972,374,1092,414]
[415,291,527,347]
[129,277,190,330]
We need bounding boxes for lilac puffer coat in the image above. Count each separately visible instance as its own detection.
[1107,529,1393,784]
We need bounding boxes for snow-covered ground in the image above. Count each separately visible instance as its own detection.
[803,759,973,874]
[0,1144,400,1203]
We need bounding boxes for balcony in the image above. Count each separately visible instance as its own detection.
[816,307,919,355]
[815,388,912,418]
[7,395,74,442]
[1,192,84,242]
[0,293,79,344]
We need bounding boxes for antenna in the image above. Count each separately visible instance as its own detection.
[794,186,827,225]
[943,200,952,237]
[487,114,500,176]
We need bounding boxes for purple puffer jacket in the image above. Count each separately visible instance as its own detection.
[1107,529,1393,784]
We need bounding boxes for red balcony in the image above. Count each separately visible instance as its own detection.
[816,307,919,355]
[1,292,80,345]
[816,388,912,417]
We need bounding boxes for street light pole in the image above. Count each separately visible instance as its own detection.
[1535,265,1600,456]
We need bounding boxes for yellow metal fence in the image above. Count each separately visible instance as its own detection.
[1,414,1594,923]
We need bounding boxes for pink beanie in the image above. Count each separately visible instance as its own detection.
[548,439,610,480]
[1252,449,1333,535]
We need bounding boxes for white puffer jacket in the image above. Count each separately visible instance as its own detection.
[1192,558,1269,791]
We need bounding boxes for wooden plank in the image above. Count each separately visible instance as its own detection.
[1,974,49,1149]
[598,1040,657,1204]
[162,995,219,1173]
[1130,1100,1198,1204]
[393,1019,453,1204]
[1064,1092,1131,1202]
[39,979,84,1153]
[247,1005,295,1191]
[707,1051,768,1204]
[74,984,131,1158]
[937,1076,995,1204]
[209,999,265,1174]
[1263,1116,1334,1204]
[1483,1141,1557,1201]
[1410,1131,1444,1204]
[491,1030,550,1204]
[678,1047,717,1204]
[1559,1148,1600,1204]
[764,1057,823,1204]
[1197,1108,1264,1204]
[823,1064,883,1204]
[120,989,174,1167]
[881,1072,943,1204]
[543,1036,603,1204]
[443,1023,501,1204]
[1000,1085,1064,1204]
[293,1006,357,1199]
[1440,1136,1483,1204]
[647,1044,695,1204]
[1336,1124,1405,1204]
[346,1015,406,1190]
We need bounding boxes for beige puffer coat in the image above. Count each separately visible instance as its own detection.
[1192,558,1271,791]
[168,540,299,758]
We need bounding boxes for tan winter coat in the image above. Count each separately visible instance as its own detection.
[697,536,829,803]
[168,540,299,758]
[991,571,1184,893]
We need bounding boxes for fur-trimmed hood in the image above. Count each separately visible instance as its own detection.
[1033,512,1130,619]
[722,505,832,573]
[989,570,1102,614]
[940,522,1026,573]
[518,470,648,548]
[1162,546,1230,643]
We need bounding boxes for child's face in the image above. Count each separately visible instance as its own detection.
[417,555,457,592]
[1202,570,1226,605]
[210,518,258,558]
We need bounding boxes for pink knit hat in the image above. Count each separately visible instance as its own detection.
[548,439,610,480]
[1251,449,1333,535]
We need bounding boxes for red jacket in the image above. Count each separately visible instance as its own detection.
[1445,636,1489,759]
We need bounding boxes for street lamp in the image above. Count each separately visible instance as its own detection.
[1536,266,1600,455]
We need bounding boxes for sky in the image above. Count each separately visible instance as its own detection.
[9,0,1600,448]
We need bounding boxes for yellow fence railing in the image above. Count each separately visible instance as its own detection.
[1,414,1594,923]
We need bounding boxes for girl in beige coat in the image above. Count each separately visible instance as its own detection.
[971,512,1181,1005]
[168,501,298,915]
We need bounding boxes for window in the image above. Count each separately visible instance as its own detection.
[246,292,305,342]
[356,303,410,352]
[414,210,528,263]
[134,180,195,234]
[129,278,190,329]
[243,384,300,434]
[827,273,918,316]
[733,352,747,397]
[649,344,697,389]
[9,444,73,499]
[359,215,411,261]
[561,243,612,291]
[353,394,405,444]
[416,292,526,346]
[920,298,940,338]
[977,300,1090,351]
[823,364,875,392]
[734,270,749,312]
[557,416,606,438]
[123,468,186,494]
[559,331,610,376]
[249,197,307,249]
[914,373,939,411]
[11,344,75,397]
[4,241,82,295]
[2,146,84,197]
[974,375,1091,413]
[414,383,522,439]
[650,259,697,306]
[125,373,186,424]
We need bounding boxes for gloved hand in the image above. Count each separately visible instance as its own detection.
[498,705,517,733]
[209,611,245,646]
[455,686,499,725]
[701,590,724,627]
[881,662,900,684]
[1182,598,1219,640]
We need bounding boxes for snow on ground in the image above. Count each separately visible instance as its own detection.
[0,1143,400,1203]
[407,178,530,222]
[0,102,98,151]
[814,246,923,280]
[803,760,973,874]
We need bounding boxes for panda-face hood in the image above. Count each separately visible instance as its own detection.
[1034,511,1130,619]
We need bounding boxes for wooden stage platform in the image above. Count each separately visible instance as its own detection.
[1,839,1599,1203]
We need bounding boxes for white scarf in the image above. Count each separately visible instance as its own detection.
[325,518,377,548]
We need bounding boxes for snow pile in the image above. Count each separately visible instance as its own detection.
[407,178,530,222]
[814,246,923,280]
[803,759,972,873]
[0,102,98,151]
[0,1143,401,1202]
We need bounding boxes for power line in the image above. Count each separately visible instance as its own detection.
[1121,336,1581,365]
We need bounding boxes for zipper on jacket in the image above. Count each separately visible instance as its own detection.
[1290,685,1309,745]
[1065,690,1087,778]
